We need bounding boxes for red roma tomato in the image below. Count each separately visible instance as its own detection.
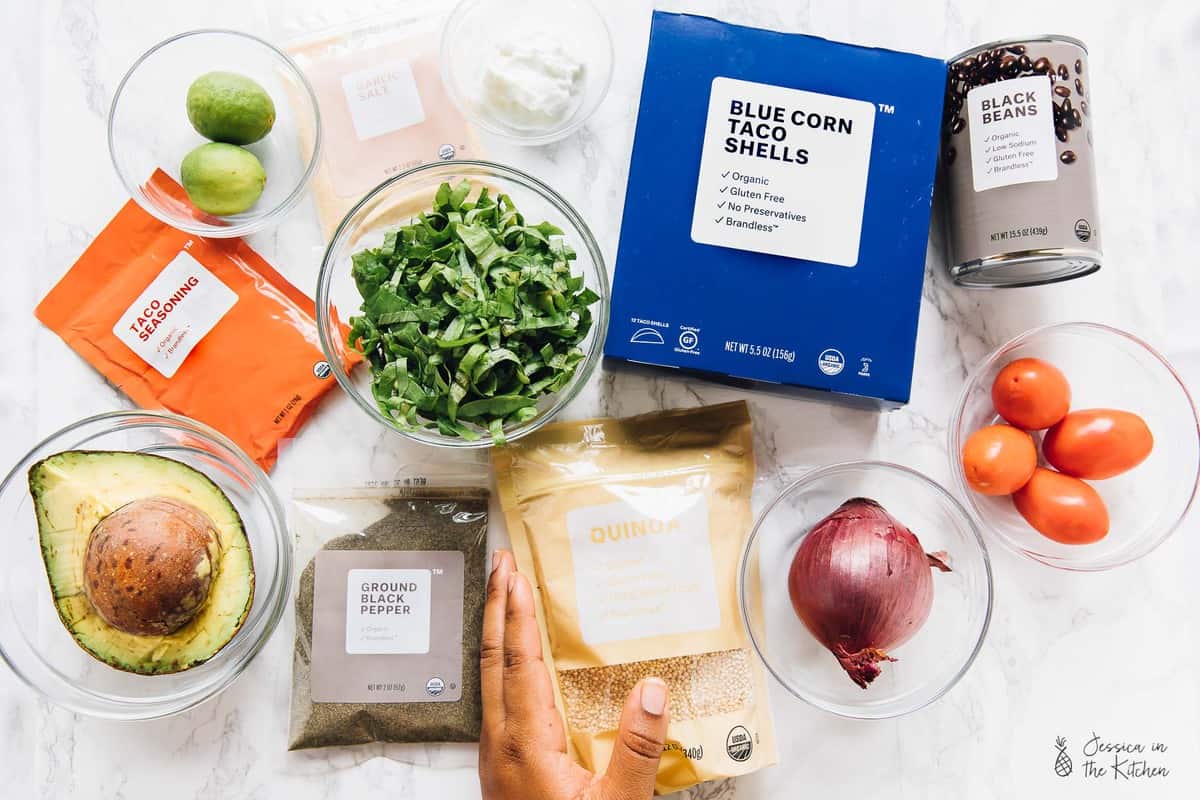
[1043,409,1154,480]
[991,358,1071,430]
[1013,467,1110,545]
[962,424,1038,495]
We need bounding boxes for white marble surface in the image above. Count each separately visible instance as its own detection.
[3,0,1199,797]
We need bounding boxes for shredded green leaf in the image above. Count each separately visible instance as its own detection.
[347,179,599,443]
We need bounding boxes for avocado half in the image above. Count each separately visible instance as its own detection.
[28,451,255,675]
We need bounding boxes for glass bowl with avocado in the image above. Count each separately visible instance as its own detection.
[0,411,291,719]
[316,160,609,448]
[108,29,321,238]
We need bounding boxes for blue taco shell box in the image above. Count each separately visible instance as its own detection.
[604,12,947,407]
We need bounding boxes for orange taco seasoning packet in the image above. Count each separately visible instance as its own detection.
[36,170,359,470]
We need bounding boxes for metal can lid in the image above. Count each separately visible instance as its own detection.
[948,34,1088,65]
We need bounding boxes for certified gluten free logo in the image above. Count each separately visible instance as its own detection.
[674,326,702,355]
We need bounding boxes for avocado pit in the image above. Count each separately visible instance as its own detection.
[83,497,222,637]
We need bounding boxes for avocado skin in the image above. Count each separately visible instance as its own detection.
[186,71,276,145]
[180,142,266,216]
[28,450,255,676]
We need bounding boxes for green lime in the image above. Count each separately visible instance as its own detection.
[186,71,276,145]
[180,142,266,216]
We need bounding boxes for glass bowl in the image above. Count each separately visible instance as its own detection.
[739,461,993,719]
[440,0,614,145]
[949,322,1199,571]
[315,159,609,448]
[108,29,321,238]
[0,411,292,719]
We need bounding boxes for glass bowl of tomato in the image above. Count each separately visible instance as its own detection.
[949,322,1199,571]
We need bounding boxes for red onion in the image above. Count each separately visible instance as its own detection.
[787,497,950,689]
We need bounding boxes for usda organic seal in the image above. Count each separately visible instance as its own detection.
[818,348,845,376]
[726,725,754,762]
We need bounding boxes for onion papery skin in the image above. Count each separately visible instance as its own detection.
[787,497,947,689]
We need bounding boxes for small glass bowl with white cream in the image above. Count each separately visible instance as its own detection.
[440,0,613,145]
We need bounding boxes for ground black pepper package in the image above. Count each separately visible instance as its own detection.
[289,484,488,750]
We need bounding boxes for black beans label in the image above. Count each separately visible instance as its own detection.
[966,75,1058,191]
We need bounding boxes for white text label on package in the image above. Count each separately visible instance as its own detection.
[967,75,1058,191]
[566,494,719,645]
[341,59,427,141]
[112,250,237,379]
[344,568,432,655]
[691,76,876,267]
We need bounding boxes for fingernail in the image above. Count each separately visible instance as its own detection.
[491,550,502,572]
[507,572,518,594]
[641,678,667,716]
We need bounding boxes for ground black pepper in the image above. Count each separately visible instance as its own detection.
[288,487,488,750]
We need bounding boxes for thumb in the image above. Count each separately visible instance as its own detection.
[601,678,670,800]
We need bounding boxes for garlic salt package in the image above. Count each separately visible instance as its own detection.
[493,402,777,794]
[270,0,483,237]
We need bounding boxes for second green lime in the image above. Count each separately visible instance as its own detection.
[181,143,266,215]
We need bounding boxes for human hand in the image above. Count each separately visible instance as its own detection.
[479,550,669,800]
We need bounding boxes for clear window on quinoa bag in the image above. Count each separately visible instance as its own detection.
[265,0,483,238]
[492,402,778,795]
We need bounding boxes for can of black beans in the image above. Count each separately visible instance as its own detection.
[941,36,1100,287]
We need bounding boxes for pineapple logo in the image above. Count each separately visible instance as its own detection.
[1054,736,1073,777]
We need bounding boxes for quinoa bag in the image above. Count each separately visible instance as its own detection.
[493,401,776,794]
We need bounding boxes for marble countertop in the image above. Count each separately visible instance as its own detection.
[3,0,1198,798]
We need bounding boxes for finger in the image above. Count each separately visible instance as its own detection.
[502,568,565,749]
[600,678,669,800]
[480,550,513,734]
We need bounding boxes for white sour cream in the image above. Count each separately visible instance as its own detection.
[480,33,585,130]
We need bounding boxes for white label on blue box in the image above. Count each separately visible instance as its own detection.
[966,75,1058,192]
[691,76,876,267]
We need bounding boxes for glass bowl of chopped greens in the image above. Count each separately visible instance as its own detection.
[316,160,608,448]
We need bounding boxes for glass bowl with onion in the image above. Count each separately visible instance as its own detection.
[0,411,291,719]
[315,159,609,448]
[440,0,614,145]
[739,461,993,719]
[949,322,1199,571]
[108,29,321,238]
